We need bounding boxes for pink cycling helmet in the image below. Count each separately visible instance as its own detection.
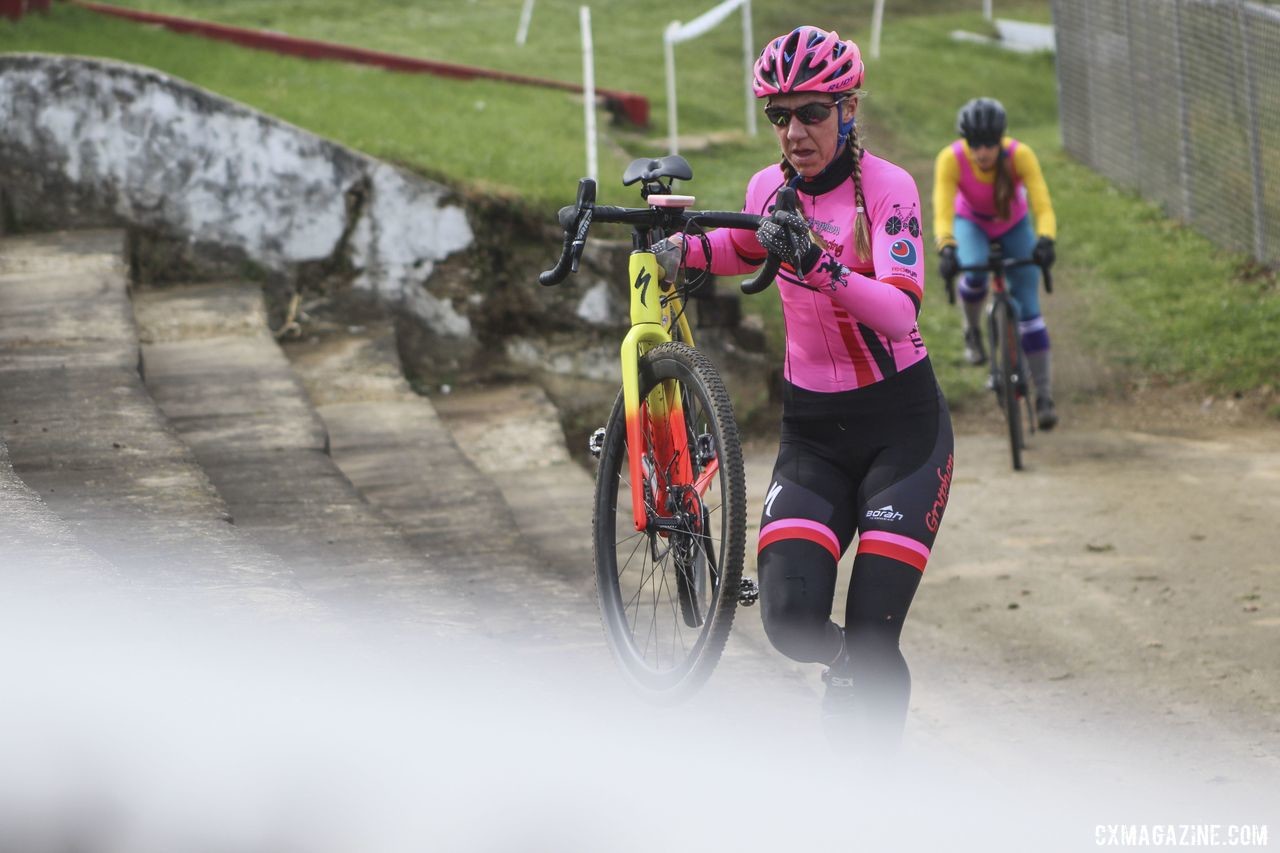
[752,26,864,97]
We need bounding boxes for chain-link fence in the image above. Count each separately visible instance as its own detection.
[1052,0,1280,266]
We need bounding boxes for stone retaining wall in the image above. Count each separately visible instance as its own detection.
[0,53,474,337]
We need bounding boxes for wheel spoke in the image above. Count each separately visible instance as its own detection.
[624,546,659,622]
[656,551,688,666]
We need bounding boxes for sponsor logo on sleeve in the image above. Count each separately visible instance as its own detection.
[884,203,921,238]
[889,239,918,266]
[819,257,849,288]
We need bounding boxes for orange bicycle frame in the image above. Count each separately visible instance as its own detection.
[620,251,707,532]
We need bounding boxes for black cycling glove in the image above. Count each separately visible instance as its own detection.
[650,237,683,282]
[756,210,821,275]
[938,244,959,282]
[1033,236,1056,270]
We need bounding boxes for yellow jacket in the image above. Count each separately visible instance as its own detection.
[932,137,1056,249]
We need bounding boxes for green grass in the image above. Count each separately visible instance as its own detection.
[3,0,1276,405]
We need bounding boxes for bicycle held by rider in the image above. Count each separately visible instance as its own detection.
[540,154,799,699]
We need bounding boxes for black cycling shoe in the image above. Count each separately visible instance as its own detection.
[1036,396,1059,430]
[820,667,858,742]
[821,667,857,704]
[962,327,987,365]
[820,668,904,757]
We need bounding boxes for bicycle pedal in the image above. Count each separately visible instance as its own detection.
[588,427,606,459]
[738,576,760,606]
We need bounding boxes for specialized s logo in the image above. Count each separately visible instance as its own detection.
[924,453,954,533]
[764,481,783,518]
[889,240,918,266]
[634,268,652,306]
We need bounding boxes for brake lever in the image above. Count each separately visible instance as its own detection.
[539,178,597,286]
[741,186,798,295]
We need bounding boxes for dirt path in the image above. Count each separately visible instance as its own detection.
[732,396,1280,789]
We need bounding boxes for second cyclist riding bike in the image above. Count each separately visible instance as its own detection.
[945,243,1052,471]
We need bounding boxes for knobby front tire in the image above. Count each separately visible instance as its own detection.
[991,301,1025,471]
[592,342,746,700]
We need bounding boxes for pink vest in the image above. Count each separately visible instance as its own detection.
[953,139,1028,238]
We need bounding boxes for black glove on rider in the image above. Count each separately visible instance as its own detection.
[1033,236,1056,270]
[938,244,959,282]
[756,209,821,275]
[650,237,683,282]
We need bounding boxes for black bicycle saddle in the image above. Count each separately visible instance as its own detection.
[622,155,694,186]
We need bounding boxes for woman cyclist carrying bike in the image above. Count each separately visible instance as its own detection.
[659,26,953,749]
[934,97,1059,429]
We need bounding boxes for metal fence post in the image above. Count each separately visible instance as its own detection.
[1122,0,1144,193]
[1236,1,1268,261]
[1172,0,1195,224]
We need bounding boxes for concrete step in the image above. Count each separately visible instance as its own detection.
[137,284,606,661]
[132,283,485,638]
[431,381,817,701]
[0,231,318,619]
[0,434,122,593]
[280,302,608,657]
[430,382,595,589]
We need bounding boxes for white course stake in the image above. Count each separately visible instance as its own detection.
[516,0,535,45]
[664,0,757,155]
[871,0,886,60]
[580,6,598,182]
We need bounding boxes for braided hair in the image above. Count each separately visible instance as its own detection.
[992,148,1015,221]
[847,127,872,262]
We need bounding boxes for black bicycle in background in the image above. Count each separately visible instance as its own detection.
[946,243,1052,471]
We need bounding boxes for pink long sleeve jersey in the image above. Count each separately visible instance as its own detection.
[682,151,929,393]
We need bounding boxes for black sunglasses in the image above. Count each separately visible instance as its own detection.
[764,100,843,127]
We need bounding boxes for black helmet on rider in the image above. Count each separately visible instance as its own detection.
[957,97,1007,148]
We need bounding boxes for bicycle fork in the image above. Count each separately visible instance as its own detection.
[619,251,701,534]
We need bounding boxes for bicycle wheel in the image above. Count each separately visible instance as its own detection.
[592,341,746,698]
[990,301,1024,471]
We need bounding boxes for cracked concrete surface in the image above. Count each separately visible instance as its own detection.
[0,54,472,335]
